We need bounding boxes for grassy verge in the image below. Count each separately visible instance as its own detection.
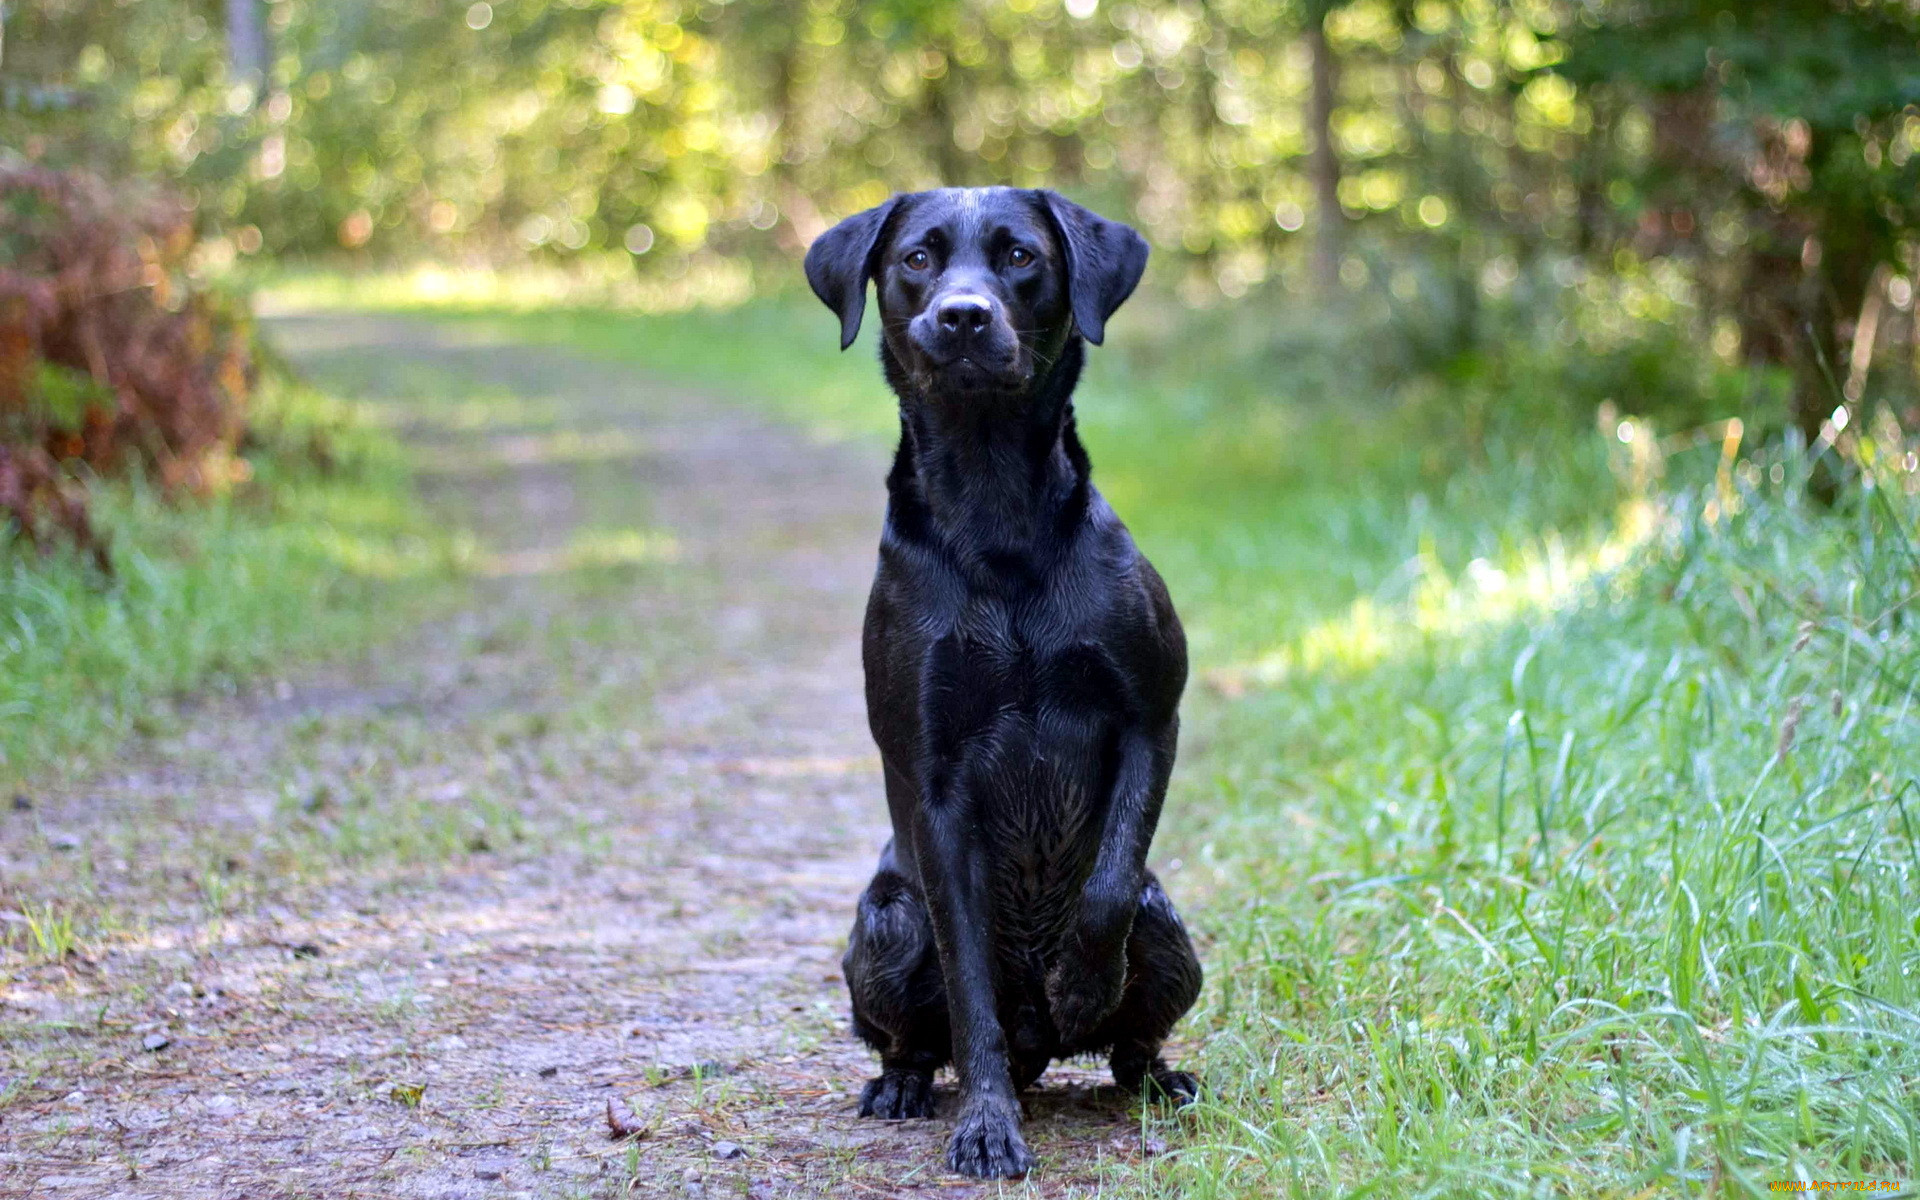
[0,372,451,790]
[1163,461,1920,1198]
[263,275,1917,1196]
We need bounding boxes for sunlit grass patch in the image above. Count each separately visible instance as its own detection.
[0,374,452,787]
[476,527,679,578]
[258,274,918,443]
[3,901,83,964]
[1205,503,1657,694]
[256,258,755,319]
[1152,449,1920,1197]
[410,426,656,474]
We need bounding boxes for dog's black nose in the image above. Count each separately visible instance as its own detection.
[936,295,994,337]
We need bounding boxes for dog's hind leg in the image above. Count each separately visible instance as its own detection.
[1005,981,1055,1093]
[1099,873,1203,1105]
[843,840,948,1119]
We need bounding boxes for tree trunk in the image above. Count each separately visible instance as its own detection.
[1306,13,1342,294]
[1735,125,1875,467]
[923,78,970,189]
[763,6,814,253]
[225,0,270,92]
[1440,48,1478,356]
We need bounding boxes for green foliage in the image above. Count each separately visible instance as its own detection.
[0,372,450,786]
[14,0,1920,431]
[1563,0,1920,133]
[1555,1,1920,432]
[13,0,1567,274]
[13,361,113,436]
[1138,447,1920,1196]
[14,901,81,962]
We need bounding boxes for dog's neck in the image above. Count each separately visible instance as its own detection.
[882,338,1092,560]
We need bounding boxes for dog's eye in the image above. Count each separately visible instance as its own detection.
[1008,246,1034,268]
[904,249,930,271]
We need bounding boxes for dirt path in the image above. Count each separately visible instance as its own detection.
[0,316,1167,1199]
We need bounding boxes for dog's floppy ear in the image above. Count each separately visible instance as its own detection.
[804,197,900,350]
[1036,190,1149,346]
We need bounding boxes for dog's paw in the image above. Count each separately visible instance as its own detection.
[1114,1053,1201,1107]
[947,1099,1034,1179]
[857,1070,934,1120]
[1046,959,1124,1047]
[1140,1066,1200,1107]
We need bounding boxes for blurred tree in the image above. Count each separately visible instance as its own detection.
[1304,0,1343,293]
[1557,0,1920,445]
[6,0,1917,433]
[225,0,269,94]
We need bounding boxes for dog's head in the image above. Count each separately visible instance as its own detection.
[804,187,1148,398]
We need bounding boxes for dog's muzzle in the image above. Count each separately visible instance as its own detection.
[909,293,1024,389]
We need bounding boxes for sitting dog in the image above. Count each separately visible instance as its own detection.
[805,187,1202,1180]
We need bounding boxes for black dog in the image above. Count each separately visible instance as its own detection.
[805,187,1202,1180]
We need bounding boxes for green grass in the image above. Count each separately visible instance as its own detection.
[264,275,1918,1197]
[1158,462,1920,1198]
[0,373,452,788]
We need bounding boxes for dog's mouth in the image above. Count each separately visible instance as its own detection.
[924,352,1028,392]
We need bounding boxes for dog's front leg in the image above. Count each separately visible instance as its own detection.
[1048,730,1170,1045]
[912,792,1034,1179]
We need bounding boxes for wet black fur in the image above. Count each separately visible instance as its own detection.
[804,187,1202,1180]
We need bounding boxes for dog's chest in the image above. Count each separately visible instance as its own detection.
[914,595,1129,844]
[926,589,1126,729]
